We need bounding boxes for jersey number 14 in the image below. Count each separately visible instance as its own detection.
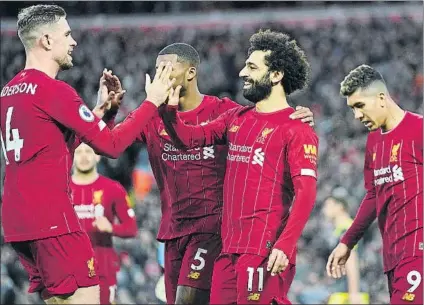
[1,107,24,164]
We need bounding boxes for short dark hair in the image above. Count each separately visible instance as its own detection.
[158,43,200,68]
[17,4,66,48]
[247,29,310,95]
[340,64,386,97]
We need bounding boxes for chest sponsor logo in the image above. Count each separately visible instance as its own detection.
[374,164,404,186]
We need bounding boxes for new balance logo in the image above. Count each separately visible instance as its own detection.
[392,165,404,182]
[252,148,265,167]
[203,146,215,159]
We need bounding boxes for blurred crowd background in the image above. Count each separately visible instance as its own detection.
[1,1,422,304]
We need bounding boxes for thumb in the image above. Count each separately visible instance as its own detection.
[145,74,151,90]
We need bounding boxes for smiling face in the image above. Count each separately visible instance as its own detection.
[346,86,387,131]
[45,16,77,70]
[239,50,274,104]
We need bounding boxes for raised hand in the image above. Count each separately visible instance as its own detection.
[145,61,176,107]
[289,105,315,127]
[168,85,183,107]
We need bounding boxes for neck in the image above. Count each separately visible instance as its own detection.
[178,84,203,112]
[24,50,59,79]
[381,99,405,132]
[333,212,351,227]
[255,86,289,113]
[72,170,99,185]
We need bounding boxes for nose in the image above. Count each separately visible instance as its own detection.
[239,66,248,78]
[353,108,363,120]
[71,36,77,47]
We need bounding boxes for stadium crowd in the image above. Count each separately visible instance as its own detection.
[1,12,422,304]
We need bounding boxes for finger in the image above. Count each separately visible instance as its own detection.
[326,253,334,277]
[174,85,182,98]
[280,256,289,272]
[145,74,151,89]
[161,62,173,84]
[341,265,347,276]
[335,265,342,278]
[331,256,340,278]
[271,252,283,275]
[295,105,303,110]
[155,62,166,80]
[117,90,126,101]
[267,251,278,272]
[301,117,312,123]
[168,78,176,88]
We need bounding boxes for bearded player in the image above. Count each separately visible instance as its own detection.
[163,29,318,304]
[326,65,423,304]
[131,42,314,304]
[71,143,138,305]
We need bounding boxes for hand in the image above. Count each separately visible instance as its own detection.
[145,61,176,107]
[168,85,183,107]
[95,69,126,115]
[267,248,289,276]
[326,243,351,279]
[92,216,113,233]
[289,106,315,127]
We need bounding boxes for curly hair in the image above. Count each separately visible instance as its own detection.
[340,64,386,97]
[17,4,66,48]
[247,29,310,95]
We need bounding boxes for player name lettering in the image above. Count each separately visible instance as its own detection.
[1,82,38,97]
[228,142,252,153]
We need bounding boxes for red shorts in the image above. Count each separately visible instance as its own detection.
[210,253,296,304]
[11,231,99,297]
[100,277,117,305]
[164,233,222,304]
[387,256,423,305]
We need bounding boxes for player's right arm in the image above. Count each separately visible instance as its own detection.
[327,136,377,279]
[340,137,377,248]
[36,83,156,159]
[161,86,232,149]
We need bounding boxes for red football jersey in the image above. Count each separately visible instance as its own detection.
[70,175,137,279]
[163,105,319,262]
[364,111,423,272]
[1,69,156,242]
[138,95,239,240]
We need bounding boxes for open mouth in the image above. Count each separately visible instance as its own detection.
[362,121,373,128]
[243,81,253,88]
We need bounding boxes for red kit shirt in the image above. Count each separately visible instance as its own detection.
[138,95,239,240]
[164,105,319,262]
[364,112,423,272]
[1,69,156,242]
[70,175,137,279]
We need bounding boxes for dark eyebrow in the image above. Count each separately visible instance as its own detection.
[245,61,258,68]
[350,102,364,108]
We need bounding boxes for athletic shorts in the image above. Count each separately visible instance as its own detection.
[387,256,423,305]
[164,233,222,304]
[210,252,296,304]
[11,231,99,298]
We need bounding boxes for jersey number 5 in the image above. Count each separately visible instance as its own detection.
[1,107,24,164]
[191,248,208,271]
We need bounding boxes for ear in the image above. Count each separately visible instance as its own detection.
[40,34,53,51]
[270,71,284,85]
[186,67,197,81]
[378,92,386,107]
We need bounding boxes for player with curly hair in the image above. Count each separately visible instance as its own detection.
[162,29,319,304]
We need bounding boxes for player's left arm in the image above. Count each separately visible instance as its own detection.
[268,125,318,275]
[110,184,138,237]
